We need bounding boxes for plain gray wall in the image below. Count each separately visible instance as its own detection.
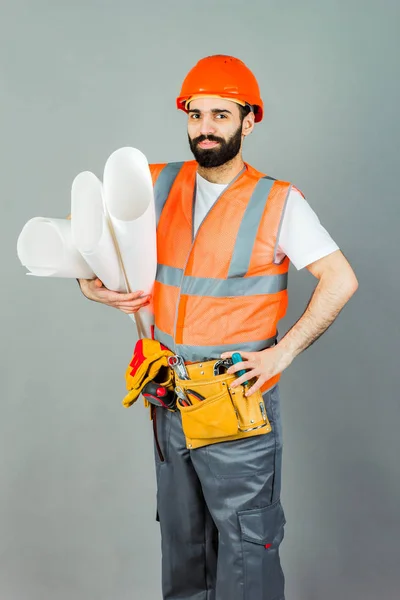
[1,0,399,598]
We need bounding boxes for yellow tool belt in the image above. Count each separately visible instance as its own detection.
[174,359,272,450]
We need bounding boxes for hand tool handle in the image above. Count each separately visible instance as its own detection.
[231,352,249,386]
[186,388,206,402]
[142,381,175,408]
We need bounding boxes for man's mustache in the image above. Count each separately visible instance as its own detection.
[192,135,225,145]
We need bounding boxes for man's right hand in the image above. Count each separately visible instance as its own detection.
[77,277,151,314]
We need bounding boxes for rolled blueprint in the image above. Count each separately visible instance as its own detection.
[71,171,125,291]
[17,217,94,279]
[103,147,157,338]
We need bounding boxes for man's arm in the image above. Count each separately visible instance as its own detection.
[277,248,358,364]
[223,249,359,395]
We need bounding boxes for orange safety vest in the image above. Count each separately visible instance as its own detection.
[149,160,294,394]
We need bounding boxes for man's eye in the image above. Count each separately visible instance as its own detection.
[190,114,200,119]
[216,114,227,119]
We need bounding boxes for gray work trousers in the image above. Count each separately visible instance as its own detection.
[153,384,286,600]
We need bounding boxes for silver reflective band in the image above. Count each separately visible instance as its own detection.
[156,264,287,297]
[182,273,287,297]
[156,264,184,287]
[228,177,275,278]
[154,162,184,225]
[153,328,277,363]
[175,338,277,363]
[153,327,175,352]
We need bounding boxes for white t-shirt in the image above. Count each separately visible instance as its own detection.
[194,172,339,270]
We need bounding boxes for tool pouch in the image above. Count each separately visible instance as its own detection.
[178,382,238,439]
[174,364,272,449]
[229,385,269,432]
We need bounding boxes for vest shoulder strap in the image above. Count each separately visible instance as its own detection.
[228,175,279,277]
[153,162,185,225]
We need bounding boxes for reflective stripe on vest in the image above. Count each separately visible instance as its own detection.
[153,325,277,363]
[156,264,287,297]
[154,162,184,225]
[228,177,275,277]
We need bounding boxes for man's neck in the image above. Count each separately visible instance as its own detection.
[197,154,245,184]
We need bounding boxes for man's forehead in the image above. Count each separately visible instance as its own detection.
[187,97,240,113]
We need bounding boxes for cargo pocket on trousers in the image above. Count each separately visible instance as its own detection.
[238,499,286,600]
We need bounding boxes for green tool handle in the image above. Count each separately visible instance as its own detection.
[231,352,249,386]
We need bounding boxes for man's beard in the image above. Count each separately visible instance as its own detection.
[188,124,242,168]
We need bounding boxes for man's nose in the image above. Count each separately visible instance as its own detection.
[199,116,216,136]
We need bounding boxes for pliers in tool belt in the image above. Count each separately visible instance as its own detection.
[186,389,205,403]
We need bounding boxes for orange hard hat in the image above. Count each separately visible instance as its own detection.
[176,55,264,123]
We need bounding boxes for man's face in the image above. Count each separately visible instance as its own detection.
[187,97,245,168]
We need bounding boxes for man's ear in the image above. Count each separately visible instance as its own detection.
[242,113,255,137]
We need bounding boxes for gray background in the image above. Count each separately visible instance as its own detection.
[1,0,399,598]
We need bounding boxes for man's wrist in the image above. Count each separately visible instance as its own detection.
[268,342,295,372]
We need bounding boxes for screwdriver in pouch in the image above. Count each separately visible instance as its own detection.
[142,381,176,409]
[231,352,250,386]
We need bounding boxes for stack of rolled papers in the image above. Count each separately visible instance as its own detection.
[17,147,156,339]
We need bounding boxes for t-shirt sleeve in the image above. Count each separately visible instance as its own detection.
[275,188,339,270]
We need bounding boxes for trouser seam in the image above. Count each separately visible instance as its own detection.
[240,534,246,600]
[203,499,209,595]
[267,392,278,504]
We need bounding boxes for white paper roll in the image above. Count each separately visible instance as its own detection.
[103,147,157,338]
[71,171,126,291]
[17,217,95,279]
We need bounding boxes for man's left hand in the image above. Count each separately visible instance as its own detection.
[220,346,293,396]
